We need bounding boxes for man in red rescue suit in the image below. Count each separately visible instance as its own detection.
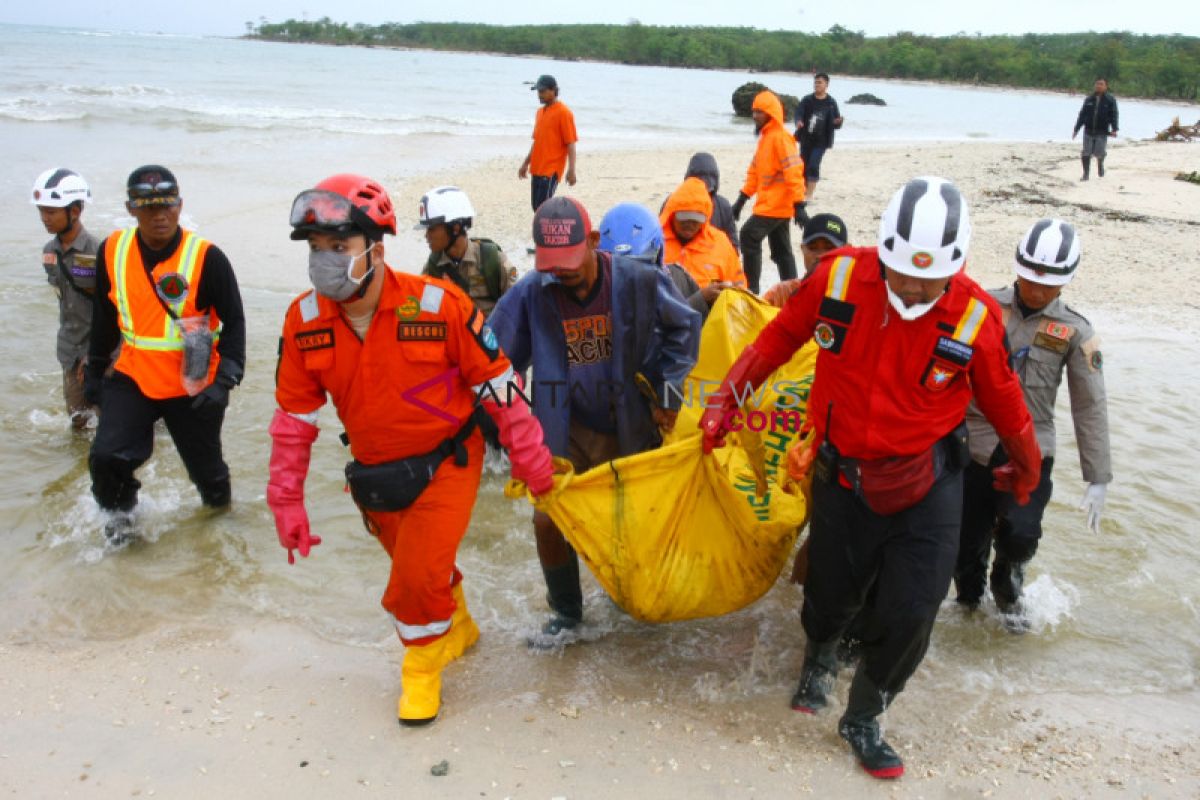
[85,165,245,543]
[701,177,1042,780]
[267,174,554,727]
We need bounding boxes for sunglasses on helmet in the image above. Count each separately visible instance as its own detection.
[289,190,366,237]
[127,181,181,208]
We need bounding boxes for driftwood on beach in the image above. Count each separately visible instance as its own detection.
[1156,117,1200,141]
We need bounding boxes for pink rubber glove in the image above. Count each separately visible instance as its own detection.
[266,408,321,564]
[482,376,554,497]
[698,344,780,453]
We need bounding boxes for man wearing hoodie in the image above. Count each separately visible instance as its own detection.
[682,153,740,254]
[661,177,745,298]
[732,91,807,294]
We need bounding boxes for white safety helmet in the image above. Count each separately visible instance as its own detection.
[417,185,475,229]
[31,167,91,208]
[1014,218,1080,286]
[878,176,971,279]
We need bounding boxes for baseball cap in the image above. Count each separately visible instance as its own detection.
[674,210,707,224]
[533,196,591,272]
[126,164,180,208]
[532,74,558,91]
[802,213,849,247]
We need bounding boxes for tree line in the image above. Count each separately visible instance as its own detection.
[247,20,1200,102]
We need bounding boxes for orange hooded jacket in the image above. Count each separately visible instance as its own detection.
[661,177,746,289]
[740,91,806,218]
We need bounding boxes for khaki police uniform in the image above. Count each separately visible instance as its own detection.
[427,239,516,317]
[42,226,101,421]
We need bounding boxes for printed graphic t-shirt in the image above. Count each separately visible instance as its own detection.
[554,253,616,433]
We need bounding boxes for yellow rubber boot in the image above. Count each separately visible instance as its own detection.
[396,583,479,726]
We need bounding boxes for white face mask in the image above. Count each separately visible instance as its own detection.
[885,282,942,321]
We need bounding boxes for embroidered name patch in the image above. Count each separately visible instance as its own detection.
[1033,331,1069,354]
[934,336,974,367]
[398,322,447,341]
[295,328,334,351]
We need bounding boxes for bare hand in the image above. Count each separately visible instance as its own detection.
[833,116,844,128]
[518,164,529,179]
[652,407,678,433]
[701,281,729,306]
[565,167,577,186]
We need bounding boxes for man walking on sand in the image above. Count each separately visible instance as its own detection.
[794,73,844,201]
[1072,78,1119,181]
[519,74,578,212]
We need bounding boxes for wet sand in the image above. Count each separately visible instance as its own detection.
[3,139,1198,797]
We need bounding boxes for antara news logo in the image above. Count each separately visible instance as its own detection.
[401,369,813,435]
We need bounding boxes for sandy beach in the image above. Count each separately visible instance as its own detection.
[3,138,1198,798]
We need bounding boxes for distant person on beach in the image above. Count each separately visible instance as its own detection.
[518,74,578,211]
[1072,77,1119,181]
[794,73,844,201]
[598,202,711,320]
[702,177,1040,779]
[956,219,1111,626]
[763,212,850,306]
[661,176,746,296]
[418,185,517,318]
[732,90,806,294]
[31,167,102,429]
[490,196,700,648]
[268,174,553,726]
[682,152,741,254]
[84,165,245,544]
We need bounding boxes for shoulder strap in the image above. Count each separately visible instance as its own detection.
[475,238,503,301]
[55,255,94,299]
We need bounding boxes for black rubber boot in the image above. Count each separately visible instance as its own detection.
[790,638,839,714]
[989,555,1025,613]
[1097,157,1106,177]
[529,559,583,649]
[1080,157,1090,181]
[838,669,904,779]
[198,475,232,508]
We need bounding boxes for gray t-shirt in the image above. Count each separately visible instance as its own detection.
[42,226,101,367]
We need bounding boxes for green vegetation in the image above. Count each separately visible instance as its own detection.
[247,20,1200,101]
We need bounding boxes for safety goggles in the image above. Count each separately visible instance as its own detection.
[128,181,181,208]
[289,189,361,236]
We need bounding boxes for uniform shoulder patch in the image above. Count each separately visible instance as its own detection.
[299,290,320,323]
[42,252,57,265]
[1080,335,1103,373]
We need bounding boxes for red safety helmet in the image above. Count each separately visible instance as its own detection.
[289,173,397,241]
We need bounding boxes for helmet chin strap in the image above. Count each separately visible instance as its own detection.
[446,222,468,261]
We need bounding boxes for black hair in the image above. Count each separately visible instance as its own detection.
[815,72,831,82]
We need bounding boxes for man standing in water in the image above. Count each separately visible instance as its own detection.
[732,90,806,294]
[518,74,578,211]
[268,174,553,726]
[31,168,102,429]
[701,177,1040,779]
[85,166,245,543]
[490,196,700,647]
[794,73,844,201]
[956,219,1111,625]
[1072,77,1119,180]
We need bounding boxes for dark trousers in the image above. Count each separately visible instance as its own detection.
[89,371,231,511]
[739,214,797,294]
[955,454,1054,604]
[801,463,963,696]
[531,174,560,212]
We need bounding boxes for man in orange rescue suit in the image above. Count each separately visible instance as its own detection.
[267,174,554,727]
[660,175,746,296]
[730,89,807,294]
[85,165,245,544]
[700,177,1041,780]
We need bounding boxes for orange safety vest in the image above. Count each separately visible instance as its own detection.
[105,227,221,399]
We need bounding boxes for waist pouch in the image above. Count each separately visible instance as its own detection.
[345,415,477,512]
[839,423,966,516]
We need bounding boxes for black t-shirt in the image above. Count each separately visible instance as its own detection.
[795,94,841,149]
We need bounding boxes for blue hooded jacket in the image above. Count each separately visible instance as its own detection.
[489,253,700,458]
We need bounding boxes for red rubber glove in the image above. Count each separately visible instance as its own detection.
[698,344,780,453]
[992,420,1043,506]
[482,375,554,497]
[266,408,321,564]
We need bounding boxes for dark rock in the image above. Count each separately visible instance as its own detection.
[848,93,887,106]
[732,82,799,119]
[430,760,450,777]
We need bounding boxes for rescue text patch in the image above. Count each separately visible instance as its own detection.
[295,328,334,351]
[398,321,447,341]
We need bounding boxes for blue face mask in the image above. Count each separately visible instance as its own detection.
[308,248,371,301]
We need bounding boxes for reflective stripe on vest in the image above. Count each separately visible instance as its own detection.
[113,228,207,351]
[952,297,988,346]
[824,256,856,300]
[393,616,451,642]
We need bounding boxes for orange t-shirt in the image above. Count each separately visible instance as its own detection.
[530,101,578,178]
[275,267,510,465]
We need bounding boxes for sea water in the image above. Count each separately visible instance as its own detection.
[1,25,1197,709]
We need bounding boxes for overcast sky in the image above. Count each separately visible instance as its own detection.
[1,0,1194,37]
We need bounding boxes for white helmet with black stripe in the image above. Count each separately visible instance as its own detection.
[416,185,475,230]
[31,167,91,208]
[878,176,971,279]
[1014,218,1080,286]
